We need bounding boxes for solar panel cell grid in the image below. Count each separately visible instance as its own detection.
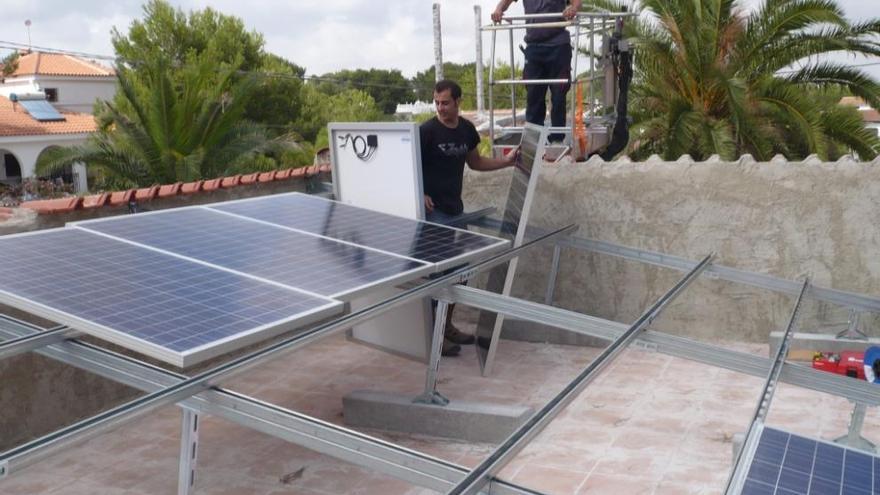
[75,207,429,299]
[0,229,340,365]
[210,193,507,267]
[742,427,879,495]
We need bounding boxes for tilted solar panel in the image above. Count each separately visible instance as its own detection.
[73,206,431,300]
[209,192,509,270]
[18,99,66,122]
[741,426,879,495]
[0,228,341,367]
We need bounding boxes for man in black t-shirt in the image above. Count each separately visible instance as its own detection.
[420,79,518,356]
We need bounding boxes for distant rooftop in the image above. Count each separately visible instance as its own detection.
[840,96,880,123]
[8,51,115,78]
[0,95,96,137]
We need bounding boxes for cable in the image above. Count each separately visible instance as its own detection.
[336,133,378,161]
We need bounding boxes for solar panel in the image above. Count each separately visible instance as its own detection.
[73,207,431,299]
[0,228,342,367]
[741,426,879,495]
[18,99,66,122]
[209,192,509,270]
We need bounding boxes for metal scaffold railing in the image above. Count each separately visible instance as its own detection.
[479,10,636,159]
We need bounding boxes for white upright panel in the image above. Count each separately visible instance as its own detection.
[329,122,425,220]
[329,122,433,361]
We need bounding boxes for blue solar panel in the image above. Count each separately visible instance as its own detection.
[742,427,879,495]
[209,193,509,269]
[73,207,430,299]
[18,99,65,122]
[0,229,341,367]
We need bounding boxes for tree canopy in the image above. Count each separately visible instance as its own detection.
[582,0,880,161]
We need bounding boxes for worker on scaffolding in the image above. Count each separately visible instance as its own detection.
[491,0,582,143]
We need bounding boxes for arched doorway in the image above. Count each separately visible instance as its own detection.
[0,149,22,185]
[36,146,74,184]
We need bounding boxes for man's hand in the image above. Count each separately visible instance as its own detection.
[504,146,521,166]
[563,5,578,20]
[491,8,505,23]
[424,194,435,213]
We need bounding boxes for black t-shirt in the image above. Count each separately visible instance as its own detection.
[420,116,480,216]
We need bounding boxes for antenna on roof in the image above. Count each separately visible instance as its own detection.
[24,20,32,52]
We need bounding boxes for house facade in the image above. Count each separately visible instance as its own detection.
[0,51,116,113]
[0,52,114,192]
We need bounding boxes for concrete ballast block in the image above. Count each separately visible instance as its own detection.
[343,390,533,443]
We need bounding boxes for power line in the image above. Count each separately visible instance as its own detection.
[0,40,116,61]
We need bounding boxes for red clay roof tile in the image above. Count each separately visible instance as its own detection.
[11,52,115,78]
[202,178,222,191]
[0,96,97,137]
[107,189,134,207]
[157,183,182,198]
[240,172,259,185]
[220,175,241,188]
[180,181,203,194]
[82,193,108,209]
[20,197,81,214]
[134,185,158,201]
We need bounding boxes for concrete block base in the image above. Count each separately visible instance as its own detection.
[768,332,880,357]
[343,390,533,443]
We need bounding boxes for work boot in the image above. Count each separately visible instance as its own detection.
[443,304,475,345]
[441,338,461,357]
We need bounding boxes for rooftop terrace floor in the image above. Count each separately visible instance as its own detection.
[4,310,879,495]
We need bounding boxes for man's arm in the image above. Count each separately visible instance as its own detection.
[465,147,519,171]
[491,0,517,22]
[563,0,582,20]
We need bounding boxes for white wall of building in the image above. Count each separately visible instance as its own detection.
[0,76,116,114]
[0,134,90,191]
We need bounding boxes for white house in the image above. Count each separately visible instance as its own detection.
[0,95,95,191]
[0,51,116,113]
[0,52,114,192]
[840,96,880,138]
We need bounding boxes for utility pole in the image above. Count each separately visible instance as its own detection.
[433,3,444,81]
[474,6,485,115]
[24,20,32,52]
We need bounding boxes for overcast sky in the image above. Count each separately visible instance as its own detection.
[0,0,877,79]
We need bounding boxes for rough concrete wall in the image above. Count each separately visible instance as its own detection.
[463,155,880,342]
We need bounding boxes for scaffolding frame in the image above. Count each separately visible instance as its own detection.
[480,11,637,155]
[2,221,880,493]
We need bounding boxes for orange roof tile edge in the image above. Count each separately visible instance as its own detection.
[13,166,322,216]
[107,190,134,207]
[158,183,182,198]
[134,185,159,201]
[20,197,82,214]
[82,193,109,209]
[221,175,241,188]
[240,172,260,185]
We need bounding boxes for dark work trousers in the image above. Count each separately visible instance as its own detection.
[523,43,572,142]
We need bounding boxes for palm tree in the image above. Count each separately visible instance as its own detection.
[37,54,294,187]
[581,0,880,160]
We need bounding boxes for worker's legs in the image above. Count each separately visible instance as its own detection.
[523,45,550,127]
[547,44,572,142]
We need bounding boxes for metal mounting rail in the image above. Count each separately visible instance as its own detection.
[724,278,811,495]
[469,219,880,314]
[446,254,713,495]
[0,224,576,473]
[0,316,546,494]
[0,325,74,360]
[444,285,880,405]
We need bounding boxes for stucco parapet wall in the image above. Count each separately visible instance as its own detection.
[462,155,880,341]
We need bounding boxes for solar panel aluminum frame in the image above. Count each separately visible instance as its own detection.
[204,192,511,272]
[0,228,344,368]
[70,205,437,302]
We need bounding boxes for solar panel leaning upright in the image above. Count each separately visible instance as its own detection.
[3,193,508,367]
[474,122,549,376]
